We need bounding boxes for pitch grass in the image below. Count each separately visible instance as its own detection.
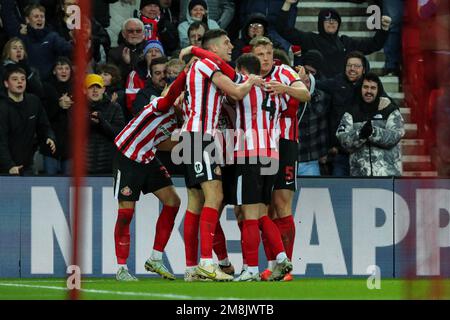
[0,278,449,300]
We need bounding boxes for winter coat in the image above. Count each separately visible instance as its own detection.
[0,0,73,81]
[180,0,235,29]
[132,80,163,115]
[298,86,331,162]
[232,13,270,62]
[93,0,119,28]
[107,40,146,87]
[275,8,388,79]
[0,91,55,173]
[336,97,405,177]
[0,59,44,98]
[40,77,72,160]
[178,6,220,48]
[87,96,126,174]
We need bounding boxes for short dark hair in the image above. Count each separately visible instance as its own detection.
[273,48,291,66]
[362,72,381,84]
[3,65,27,81]
[96,63,122,86]
[201,29,228,49]
[53,56,72,68]
[149,56,168,74]
[345,51,365,66]
[24,4,46,17]
[188,21,208,37]
[236,53,261,75]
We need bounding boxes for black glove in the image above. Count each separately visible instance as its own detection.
[359,120,373,139]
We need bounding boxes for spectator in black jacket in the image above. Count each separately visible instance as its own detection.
[0,1,73,81]
[85,74,126,175]
[133,56,167,114]
[0,37,44,98]
[107,18,146,85]
[96,63,128,121]
[232,13,269,62]
[51,0,111,63]
[93,0,119,29]
[0,65,56,175]
[316,51,371,176]
[296,50,331,176]
[41,57,73,175]
[276,0,392,79]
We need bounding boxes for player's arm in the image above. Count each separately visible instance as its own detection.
[179,46,238,81]
[156,70,187,113]
[212,72,260,101]
[266,79,310,102]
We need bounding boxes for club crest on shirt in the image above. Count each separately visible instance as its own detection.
[194,162,203,174]
[121,186,132,196]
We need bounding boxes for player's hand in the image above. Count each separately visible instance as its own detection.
[265,80,287,95]
[9,165,23,175]
[179,46,193,61]
[247,74,264,87]
[381,15,392,31]
[46,138,56,154]
[122,47,131,64]
[174,92,185,108]
[295,65,309,82]
[184,56,198,72]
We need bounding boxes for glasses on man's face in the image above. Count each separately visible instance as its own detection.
[126,29,143,34]
[324,19,338,24]
[249,23,264,29]
[346,63,363,69]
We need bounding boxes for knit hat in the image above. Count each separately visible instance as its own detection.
[140,0,160,10]
[143,40,165,56]
[318,8,341,34]
[189,0,208,12]
[302,50,324,74]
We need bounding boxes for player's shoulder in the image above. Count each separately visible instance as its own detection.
[196,57,219,70]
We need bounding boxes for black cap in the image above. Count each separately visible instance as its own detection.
[140,0,161,10]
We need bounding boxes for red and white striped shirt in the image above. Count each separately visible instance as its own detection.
[181,58,224,135]
[234,75,281,159]
[264,64,301,142]
[114,97,177,164]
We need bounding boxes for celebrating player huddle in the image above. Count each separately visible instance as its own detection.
[111,29,310,282]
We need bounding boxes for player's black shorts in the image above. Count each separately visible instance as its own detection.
[230,163,276,205]
[274,138,298,191]
[221,164,235,205]
[182,131,222,188]
[113,150,173,201]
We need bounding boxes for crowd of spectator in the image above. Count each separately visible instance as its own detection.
[0,0,415,177]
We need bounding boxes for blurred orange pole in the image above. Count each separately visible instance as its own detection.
[69,0,91,301]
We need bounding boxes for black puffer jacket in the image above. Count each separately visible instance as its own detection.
[276,8,388,79]
[87,96,126,174]
[41,77,72,160]
[0,91,54,173]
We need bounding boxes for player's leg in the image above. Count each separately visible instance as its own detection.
[196,179,233,281]
[234,205,248,274]
[183,187,206,281]
[214,202,235,275]
[113,151,142,281]
[114,200,139,281]
[234,203,261,282]
[260,204,278,280]
[272,188,296,260]
[143,184,180,280]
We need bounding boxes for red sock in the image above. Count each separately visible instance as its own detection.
[114,208,134,264]
[242,219,260,267]
[184,210,200,267]
[200,207,219,259]
[238,221,246,265]
[260,220,276,262]
[274,215,296,260]
[258,215,285,258]
[213,221,228,261]
[153,205,179,252]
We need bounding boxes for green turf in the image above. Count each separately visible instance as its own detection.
[0,278,449,300]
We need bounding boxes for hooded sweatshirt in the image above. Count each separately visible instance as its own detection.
[177,2,220,48]
[275,8,388,79]
[231,13,269,61]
